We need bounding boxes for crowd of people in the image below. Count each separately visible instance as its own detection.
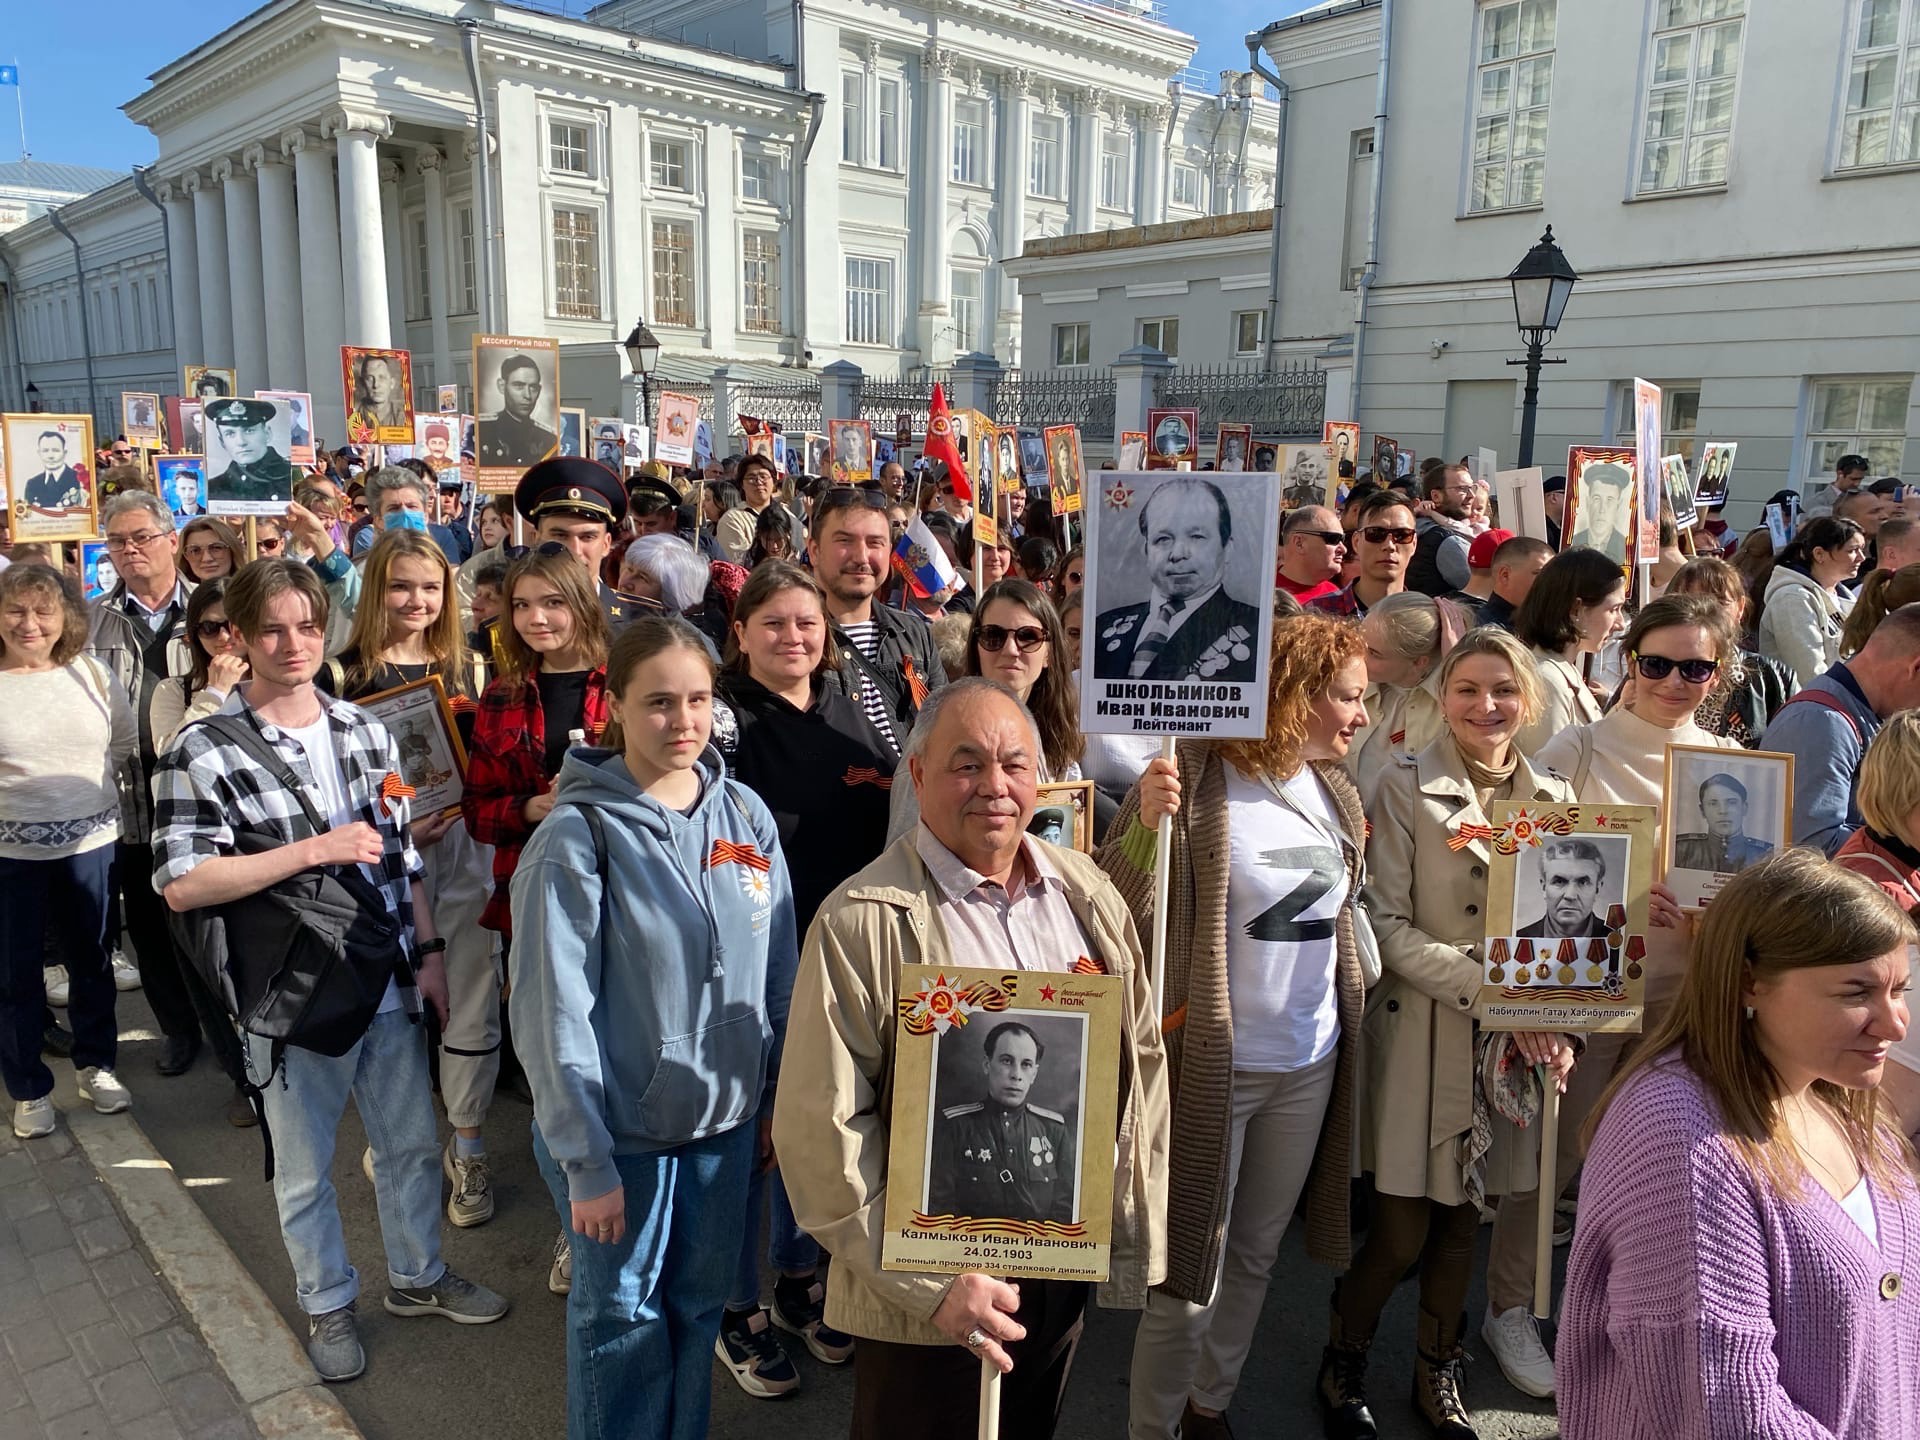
[1,430,1918,1440]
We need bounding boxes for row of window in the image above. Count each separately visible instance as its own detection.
[1046,312,1268,367]
[542,117,780,205]
[1610,376,1911,486]
[15,269,170,366]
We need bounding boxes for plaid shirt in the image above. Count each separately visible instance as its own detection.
[1306,581,1368,619]
[150,689,426,1009]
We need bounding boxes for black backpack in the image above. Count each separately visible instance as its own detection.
[168,712,411,1177]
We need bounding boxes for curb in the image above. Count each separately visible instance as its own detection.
[65,1104,364,1440]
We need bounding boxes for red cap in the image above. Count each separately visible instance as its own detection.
[1467,528,1515,570]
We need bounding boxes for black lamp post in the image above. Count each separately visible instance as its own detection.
[622,317,661,428]
[1506,225,1578,468]
[25,381,40,413]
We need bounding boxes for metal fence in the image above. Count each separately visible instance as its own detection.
[994,368,1117,438]
[657,381,714,422]
[855,369,951,436]
[735,378,822,434]
[1154,361,1326,438]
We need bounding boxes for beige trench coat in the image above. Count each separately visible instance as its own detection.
[1360,736,1576,1203]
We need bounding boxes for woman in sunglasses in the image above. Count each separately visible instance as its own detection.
[1475,594,1734,1398]
[149,579,245,752]
[1511,547,1630,756]
[177,517,246,583]
[885,578,1081,842]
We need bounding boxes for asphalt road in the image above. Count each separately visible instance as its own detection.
[111,988,1564,1439]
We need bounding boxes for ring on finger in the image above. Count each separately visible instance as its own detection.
[965,1327,988,1350]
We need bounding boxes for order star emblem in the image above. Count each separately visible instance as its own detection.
[1038,983,1056,1001]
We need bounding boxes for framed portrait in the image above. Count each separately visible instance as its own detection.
[1323,421,1360,485]
[1116,430,1146,473]
[895,412,913,449]
[1694,441,1737,509]
[1564,446,1636,564]
[1080,468,1284,740]
[1030,780,1094,853]
[1044,425,1085,516]
[881,967,1122,1284]
[1661,454,1698,531]
[972,419,999,548]
[340,346,415,446]
[4,413,98,543]
[874,435,897,472]
[472,335,561,482]
[79,541,116,602]
[829,419,874,484]
[182,365,237,403]
[121,392,161,444]
[1144,408,1198,471]
[1370,434,1399,481]
[1215,423,1253,473]
[994,426,1021,502]
[801,432,829,478]
[412,414,460,476]
[356,675,469,816]
[1277,443,1331,512]
[589,418,624,470]
[155,455,208,526]
[436,383,461,415]
[256,389,316,467]
[163,397,205,456]
[1661,745,1792,910]
[653,391,701,467]
[747,431,777,465]
[1631,378,1663,565]
[623,425,651,466]
[1477,801,1656,1036]
[558,407,587,458]
[1018,429,1049,487]
[203,396,296,517]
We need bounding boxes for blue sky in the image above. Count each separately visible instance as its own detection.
[4,0,1319,172]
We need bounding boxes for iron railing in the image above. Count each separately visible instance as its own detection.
[994,367,1116,438]
[657,381,714,422]
[856,369,951,436]
[1154,361,1325,438]
[735,379,822,434]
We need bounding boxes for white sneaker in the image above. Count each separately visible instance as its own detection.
[43,966,69,1007]
[362,1146,375,1184]
[12,1097,55,1139]
[110,950,142,992]
[77,1067,131,1115]
[1482,1304,1556,1398]
[548,1231,572,1295]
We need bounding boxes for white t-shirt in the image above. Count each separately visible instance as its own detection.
[283,712,403,1015]
[1223,764,1347,1072]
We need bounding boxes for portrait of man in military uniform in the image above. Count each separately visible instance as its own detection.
[203,397,295,515]
[927,1020,1079,1226]
[478,351,560,468]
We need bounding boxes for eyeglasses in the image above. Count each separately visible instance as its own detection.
[1631,653,1720,684]
[195,619,233,639]
[503,541,574,561]
[976,624,1047,654]
[103,530,168,553]
[1294,529,1347,547]
[110,448,133,458]
[1359,525,1417,547]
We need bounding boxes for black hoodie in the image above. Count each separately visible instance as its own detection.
[717,671,897,929]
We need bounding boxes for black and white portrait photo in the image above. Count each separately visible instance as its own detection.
[592,419,623,470]
[473,336,560,474]
[1663,746,1792,908]
[559,408,586,459]
[1514,835,1630,939]
[258,389,315,466]
[121,392,160,443]
[1146,408,1198,469]
[184,365,236,402]
[925,1014,1086,1225]
[1019,430,1049,486]
[1567,453,1635,564]
[202,397,295,516]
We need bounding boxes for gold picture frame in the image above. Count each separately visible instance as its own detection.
[1031,780,1094,854]
[1660,744,1793,911]
[356,674,470,817]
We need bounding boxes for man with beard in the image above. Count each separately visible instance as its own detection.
[205,399,293,506]
[1516,838,1612,937]
[1405,462,1476,596]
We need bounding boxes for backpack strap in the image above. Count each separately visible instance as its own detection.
[1844,850,1920,908]
[197,712,330,838]
[323,656,347,695]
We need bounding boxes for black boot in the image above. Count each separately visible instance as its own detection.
[1316,1283,1378,1440]
[156,1033,200,1077]
[1412,1308,1479,1439]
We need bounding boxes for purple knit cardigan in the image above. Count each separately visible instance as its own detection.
[1560,1055,1920,1439]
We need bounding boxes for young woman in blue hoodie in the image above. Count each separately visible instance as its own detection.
[508,616,797,1440]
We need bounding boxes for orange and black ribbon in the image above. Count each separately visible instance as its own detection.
[843,765,894,790]
[903,654,930,710]
[707,839,771,873]
[1447,821,1498,852]
[378,771,417,816]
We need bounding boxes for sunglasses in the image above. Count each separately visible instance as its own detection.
[1359,525,1417,547]
[815,486,891,516]
[110,448,133,458]
[1295,529,1346,547]
[1631,653,1719,684]
[976,624,1047,654]
[503,541,575,560]
[195,619,233,639]
[256,534,285,552]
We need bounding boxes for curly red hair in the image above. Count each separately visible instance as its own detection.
[1216,611,1366,781]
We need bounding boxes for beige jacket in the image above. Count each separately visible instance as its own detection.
[1360,736,1576,1203]
[1344,674,1446,800]
[773,832,1169,1346]
[1515,649,1601,758]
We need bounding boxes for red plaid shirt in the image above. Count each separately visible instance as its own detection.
[462,667,610,935]
[1306,581,1368,619]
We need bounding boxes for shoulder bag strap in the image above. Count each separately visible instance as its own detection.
[199,712,330,839]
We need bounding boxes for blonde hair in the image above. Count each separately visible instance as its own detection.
[1435,625,1544,726]
[1365,591,1472,668]
[1589,848,1916,1192]
[342,529,471,695]
[1218,612,1365,782]
[1857,709,1920,841]
[499,550,610,684]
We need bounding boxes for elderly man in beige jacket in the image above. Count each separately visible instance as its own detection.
[774,677,1168,1440]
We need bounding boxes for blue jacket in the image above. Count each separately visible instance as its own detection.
[507,746,797,1202]
[1759,662,1881,856]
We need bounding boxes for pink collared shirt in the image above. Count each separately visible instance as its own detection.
[913,825,1091,974]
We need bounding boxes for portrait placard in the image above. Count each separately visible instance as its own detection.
[1662,746,1792,910]
[896,412,913,449]
[1080,469,1283,740]
[1278,444,1330,512]
[653,392,701,467]
[558,407,586,458]
[590,418,624,470]
[1694,441,1737,509]
[472,336,560,483]
[881,967,1121,1284]
[203,396,295,516]
[412,414,461,476]
[1495,466,1549,543]
[1030,781,1094,853]
[1044,426,1084,515]
[829,419,874,484]
[80,541,116,602]
[1477,802,1655,1035]
[182,365,236,402]
[973,419,999,548]
[256,389,316,467]
[4,413,98,542]
[340,347,416,446]
[155,455,207,526]
[993,425,1022,514]
[801,433,829,478]
[1370,434,1400,481]
[436,383,461,414]
[356,675,469,816]
[623,425,650,467]
[1116,431,1146,473]
[1661,455,1698,531]
[1215,423,1252,473]
[1631,378,1662,565]
[1564,446,1636,563]
[121,392,161,444]
[164,398,204,456]
[1144,409,1198,471]
[1324,422,1360,497]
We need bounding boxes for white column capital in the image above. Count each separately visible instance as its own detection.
[1144,102,1172,131]
[463,130,497,163]
[154,178,181,205]
[927,44,957,79]
[209,157,238,185]
[1076,86,1105,114]
[243,142,282,174]
[323,106,392,141]
[863,37,881,70]
[1003,68,1035,100]
[415,146,446,175]
[280,126,319,159]
[378,158,404,188]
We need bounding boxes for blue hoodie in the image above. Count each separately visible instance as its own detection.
[507,745,797,1203]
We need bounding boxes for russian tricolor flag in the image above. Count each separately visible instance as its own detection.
[892,515,962,600]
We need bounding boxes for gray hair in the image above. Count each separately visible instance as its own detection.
[101,489,173,534]
[366,465,431,513]
[622,534,709,614]
[903,676,1042,763]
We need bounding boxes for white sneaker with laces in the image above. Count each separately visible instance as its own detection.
[110,950,142,992]
[12,1097,55,1139]
[43,966,69,1007]
[548,1231,572,1295]
[1482,1304,1556,1398]
[78,1067,131,1115]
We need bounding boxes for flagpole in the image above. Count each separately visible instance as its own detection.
[11,60,25,160]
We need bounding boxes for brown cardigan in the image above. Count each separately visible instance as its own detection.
[1097,740,1367,1302]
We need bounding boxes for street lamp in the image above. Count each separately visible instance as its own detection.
[1506,225,1578,468]
[622,317,661,429]
[24,381,40,413]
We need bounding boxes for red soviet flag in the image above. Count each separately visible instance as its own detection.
[924,383,973,503]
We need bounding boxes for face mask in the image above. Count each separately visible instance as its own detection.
[385,509,428,534]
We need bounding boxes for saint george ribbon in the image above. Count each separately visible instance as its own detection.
[378,771,417,817]
[1447,821,1498,852]
[842,765,893,790]
[707,838,771,873]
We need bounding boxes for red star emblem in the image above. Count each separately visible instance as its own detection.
[1038,983,1056,1002]
[1594,814,1609,827]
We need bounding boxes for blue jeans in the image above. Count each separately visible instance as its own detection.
[729,1164,821,1309]
[0,850,116,1101]
[246,1010,445,1316]
[534,1122,754,1440]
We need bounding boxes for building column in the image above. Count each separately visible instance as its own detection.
[286,126,347,442]
[1139,102,1170,226]
[216,157,268,392]
[379,159,406,354]
[996,69,1031,361]
[1069,88,1102,234]
[327,108,393,349]
[702,120,738,348]
[917,44,955,361]
[185,170,233,368]
[156,179,203,367]
[418,147,453,389]
[249,144,305,391]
